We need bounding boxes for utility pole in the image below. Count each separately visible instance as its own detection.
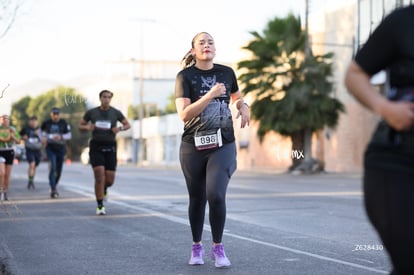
[303,0,312,163]
[132,18,156,165]
[138,53,144,164]
[305,0,310,56]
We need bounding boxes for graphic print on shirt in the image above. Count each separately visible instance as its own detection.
[47,124,62,144]
[200,75,216,94]
[196,73,233,134]
[177,64,238,144]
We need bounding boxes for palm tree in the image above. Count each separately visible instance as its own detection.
[237,14,345,173]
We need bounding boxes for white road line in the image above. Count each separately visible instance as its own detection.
[223,233,387,274]
[65,183,388,274]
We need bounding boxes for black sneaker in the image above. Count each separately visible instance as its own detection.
[50,189,59,199]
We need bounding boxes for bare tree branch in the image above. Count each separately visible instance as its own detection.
[1,83,10,98]
[0,0,22,39]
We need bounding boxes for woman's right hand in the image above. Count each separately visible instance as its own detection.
[209,83,226,98]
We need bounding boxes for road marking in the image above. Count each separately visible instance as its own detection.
[64,182,388,274]
[224,232,387,274]
[229,191,362,198]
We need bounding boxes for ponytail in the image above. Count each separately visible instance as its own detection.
[181,50,195,69]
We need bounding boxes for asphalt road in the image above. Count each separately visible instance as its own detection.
[0,162,391,275]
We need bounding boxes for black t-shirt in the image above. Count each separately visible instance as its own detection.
[41,119,71,150]
[20,126,42,150]
[355,6,414,92]
[82,107,125,144]
[175,64,239,144]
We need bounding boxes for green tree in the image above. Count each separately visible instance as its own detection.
[128,93,176,120]
[10,95,31,130]
[11,86,88,160]
[128,104,143,120]
[164,93,177,114]
[237,14,345,173]
[128,103,161,119]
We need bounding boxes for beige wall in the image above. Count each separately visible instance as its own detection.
[235,121,293,172]
[322,4,379,172]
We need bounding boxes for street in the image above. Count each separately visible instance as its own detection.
[0,162,391,275]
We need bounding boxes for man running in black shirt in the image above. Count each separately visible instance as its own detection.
[41,107,72,198]
[79,90,130,215]
[20,115,43,189]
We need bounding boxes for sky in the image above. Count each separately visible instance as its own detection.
[0,0,353,113]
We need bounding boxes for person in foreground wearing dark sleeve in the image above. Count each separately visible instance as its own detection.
[345,6,414,275]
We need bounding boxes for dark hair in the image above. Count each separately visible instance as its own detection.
[181,32,212,69]
[99,90,113,98]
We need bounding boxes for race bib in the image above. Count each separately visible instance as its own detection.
[26,137,42,150]
[194,128,223,150]
[95,120,111,130]
[28,137,39,143]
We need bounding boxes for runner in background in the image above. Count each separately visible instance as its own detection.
[0,114,21,200]
[20,115,43,190]
[41,107,72,198]
[78,90,130,215]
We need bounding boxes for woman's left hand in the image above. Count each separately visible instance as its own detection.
[236,104,250,128]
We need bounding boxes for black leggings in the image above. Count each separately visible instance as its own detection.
[179,142,237,244]
[364,145,414,275]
